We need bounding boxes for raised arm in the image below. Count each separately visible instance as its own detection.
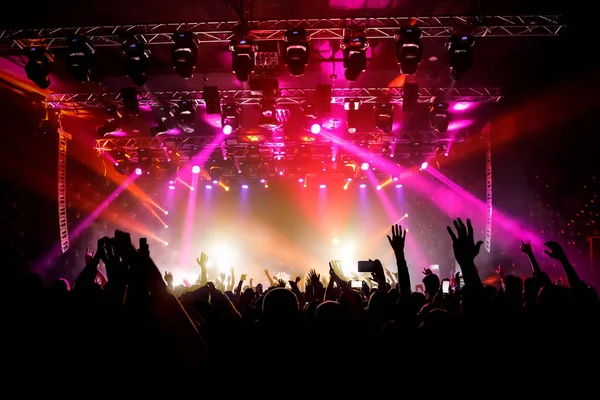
[196,252,209,286]
[521,242,541,273]
[446,218,484,291]
[544,241,584,289]
[387,224,410,298]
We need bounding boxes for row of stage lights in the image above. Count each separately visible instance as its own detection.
[24,26,474,88]
[158,160,427,191]
[99,88,451,138]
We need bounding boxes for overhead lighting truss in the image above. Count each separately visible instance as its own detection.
[0,15,564,50]
[46,87,502,109]
[95,129,466,176]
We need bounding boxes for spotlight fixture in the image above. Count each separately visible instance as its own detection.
[283,28,309,76]
[122,37,150,86]
[340,34,369,81]
[374,103,393,133]
[66,35,95,82]
[420,161,429,170]
[113,150,129,175]
[97,104,122,136]
[25,47,51,89]
[221,103,240,135]
[360,162,369,171]
[209,165,222,183]
[395,26,422,75]
[229,37,258,82]
[429,97,449,133]
[191,165,201,174]
[172,32,198,78]
[446,33,475,80]
[173,100,196,133]
[302,103,320,134]
[151,104,175,136]
[136,148,152,175]
[258,98,281,130]
[344,98,360,133]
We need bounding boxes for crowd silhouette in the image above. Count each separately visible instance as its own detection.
[6,218,599,395]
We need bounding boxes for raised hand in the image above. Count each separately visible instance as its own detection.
[308,269,320,286]
[422,268,433,276]
[520,241,533,255]
[277,278,286,288]
[544,241,567,262]
[447,218,483,266]
[164,271,174,284]
[387,224,407,255]
[495,264,505,280]
[240,274,247,281]
[196,252,209,268]
[84,247,95,265]
[369,259,386,290]
[220,272,226,282]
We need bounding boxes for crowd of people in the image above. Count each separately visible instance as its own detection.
[7,218,599,394]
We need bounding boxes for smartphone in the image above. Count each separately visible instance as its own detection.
[350,280,362,289]
[442,279,450,294]
[357,260,374,273]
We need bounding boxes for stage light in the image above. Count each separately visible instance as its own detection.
[374,103,393,133]
[168,185,175,190]
[98,104,122,136]
[404,213,408,217]
[395,26,422,75]
[241,184,249,189]
[122,37,150,86]
[212,180,218,184]
[172,32,197,78]
[205,185,212,189]
[25,47,51,89]
[283,28,309,76]
[319,184,326,189]
[135,167,143,176]
[136,148,152,175]
[165,225,169,229]
[344,98,360,133]
[359,183,367,188]
[229,37,257,82]
[165,242,169,246]
[209,165,222,182]
[151,104,175,136]
[259,179,266,183]
[121,87,139,116]
[396,184,403,188]
[447,33,475,80]
[113,150,129,174]
[302,103,320,133]
[341,34,369,81]
[298,178,304,183]
[420,161,429,170]
[191,165,201,174]
[259,98,281,129]
[361,162,369,171]
[190,187,195,191]
[429,98,449,133]
[172,100,195,133]
[221,103,240,135]
[66,35,94,82]
[164,211,169,215]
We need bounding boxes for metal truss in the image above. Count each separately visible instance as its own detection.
[484,124,493,253]
[0,15,564,50]
[47,87,502,109]
[58,129,71,254]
